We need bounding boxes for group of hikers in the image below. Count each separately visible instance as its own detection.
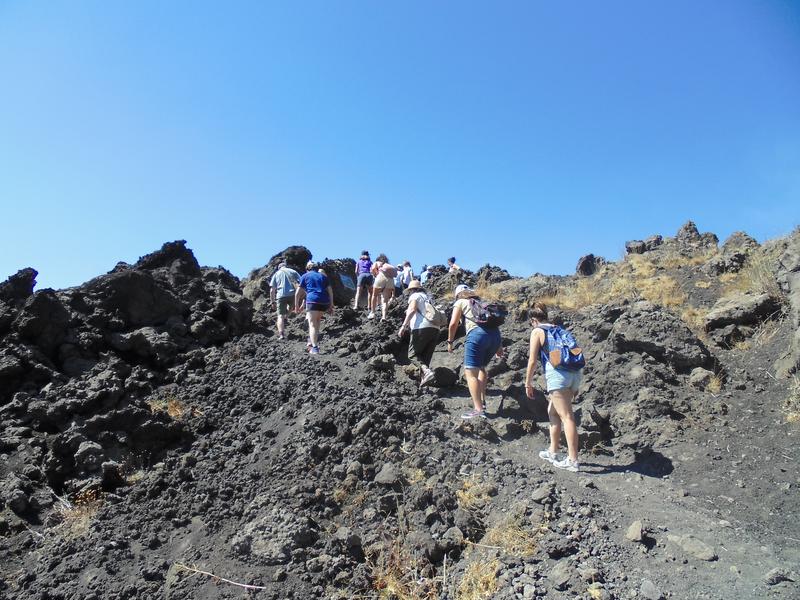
[267,251,584,473]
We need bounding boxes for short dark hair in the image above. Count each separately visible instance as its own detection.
[377,253,389,263]
[448,257,456,264]
[530,302,548,321]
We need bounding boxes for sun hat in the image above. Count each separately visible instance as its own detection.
[454,284,472,298]
[407,280,422,290]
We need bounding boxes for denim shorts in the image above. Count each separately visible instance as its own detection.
[357,273,374,288]
[464,327,502,369]
[544,362,582,392]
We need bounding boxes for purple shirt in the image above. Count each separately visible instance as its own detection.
[357,258,372,274]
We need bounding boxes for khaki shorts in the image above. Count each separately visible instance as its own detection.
[373,272,393,290]
[276,296,293,316]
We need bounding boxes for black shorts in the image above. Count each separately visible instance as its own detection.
[357,273,374,288]
[306,302,330,313]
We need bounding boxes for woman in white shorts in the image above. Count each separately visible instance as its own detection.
[524,302,581,472]
[369,254,395,321]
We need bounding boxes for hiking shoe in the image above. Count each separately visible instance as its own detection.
[538,449,564,464]
[310,346,320,355]
[461,409,487,419]
[367,312,375,320]
[552,457,579,472]
[278,334,285,340]
[419,369,436,388]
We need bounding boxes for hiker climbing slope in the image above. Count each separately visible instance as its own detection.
[525,302,586,472]
[448,284,505,419]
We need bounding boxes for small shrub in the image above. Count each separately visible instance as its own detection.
[456,559,499,600]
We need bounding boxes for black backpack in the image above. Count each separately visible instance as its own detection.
[466,298,507,329]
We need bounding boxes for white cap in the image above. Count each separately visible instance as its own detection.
[454,284,471,297]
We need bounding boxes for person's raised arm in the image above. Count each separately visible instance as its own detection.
[525,328,542,398]
[447,303,462,353]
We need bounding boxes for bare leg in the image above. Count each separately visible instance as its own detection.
[549,389,578,461]
[308,312,322,346]
[369,287,379,313]
[477,368,488,408]
[277,314,285,337]
[354,286,361,309]
[380,287,392,320]
[464,368,484,412]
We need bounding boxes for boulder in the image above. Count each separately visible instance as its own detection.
[319,258,358,307]
[610,301,712,373]
[0,268,38,305]
[667,534,717,561]
[688,367,715,390]
[625,240,647,255]
[705,231,759,275]
[12,290,70,355]
[674,221,719,251]
[576,254,606,276]
[242,246,312,312]
[475,264,512,285]
[83,270,186,328]
[704,293,781,330]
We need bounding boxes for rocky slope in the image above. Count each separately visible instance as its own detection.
[1,223,799,600]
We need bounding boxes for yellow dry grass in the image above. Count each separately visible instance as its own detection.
[707,375,723,395]
[456,476,495,512]
[546,256,687,310]
[55,488,103,539]
[147,393,202,419]
[694,280,712,289]
[483,513,538,556]
[369,521,440,600]
[721,246,785,300]
[456,560,499,600]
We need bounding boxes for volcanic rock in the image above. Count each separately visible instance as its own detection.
[610,301,712,372]
[704,293,781,330]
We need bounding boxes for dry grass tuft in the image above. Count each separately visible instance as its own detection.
[456,476,496,512]
[785,377,800,424]
[707,375,723,395]
[369,510,440,600]
[456,559,499,600]
[55,488,103,539]
[483,513,538,556]
[722,247,785,300]
[147,393,202,419]
[658,249,718,269]
[694,280,712,289]
[542,255,688,311]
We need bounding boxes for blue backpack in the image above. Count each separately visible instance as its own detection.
[538,325,586,371]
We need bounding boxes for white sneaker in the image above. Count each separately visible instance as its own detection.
[538,449,564,464]
[552,457,579,472]
[367,312,375,320]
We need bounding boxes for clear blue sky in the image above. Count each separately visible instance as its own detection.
[2,1,799,290]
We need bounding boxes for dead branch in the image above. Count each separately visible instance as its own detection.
[174,563,268,591]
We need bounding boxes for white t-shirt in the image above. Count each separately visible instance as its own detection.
[402,268,413,286]
[408,291,435,330]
